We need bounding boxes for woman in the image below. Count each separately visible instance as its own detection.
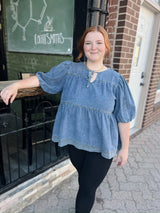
[0,25,135,213]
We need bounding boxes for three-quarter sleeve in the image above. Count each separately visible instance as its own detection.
[36,61,72,94]
[114,75,136,123]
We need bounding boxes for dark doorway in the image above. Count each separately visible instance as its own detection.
[73,0,88,61]
[73,0,109,61]
[0,0,7,81]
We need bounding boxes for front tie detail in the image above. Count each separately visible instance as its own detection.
[87,71,98,88]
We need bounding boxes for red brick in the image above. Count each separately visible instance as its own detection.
[123,34,132,41]
[129,29,137,36]
[121,46,130,52]
[107,20,117,27]
[116,34,123,40]
[118,14,126,20]
[133,3,140,12]
[131,16,138,25]
[114,52,121,57]
[119,7,127,13]
[109,12,117,19]
[117,27,124,33]
[115,46,122,52]
[110,0,119,6]
[124,64,132,69]
[126,53,133,59]
[126,7,135,16]
[127,41,134,48]
[127,1,133,8]
[118,20,126,27]
[120,58,128,63]
[120,0,128,6]
[125,21,133,29]
[113,58,120,63]
[109,6,118,13]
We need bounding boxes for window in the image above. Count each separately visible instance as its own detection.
[133,36,142,67]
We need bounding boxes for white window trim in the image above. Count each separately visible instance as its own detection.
[142,0,160,12]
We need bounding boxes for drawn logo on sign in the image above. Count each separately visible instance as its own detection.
[9,0,47,41]
[44,16,54,32]
[34,16,65,46]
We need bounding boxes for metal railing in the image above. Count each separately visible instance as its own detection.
[0,101,68,194]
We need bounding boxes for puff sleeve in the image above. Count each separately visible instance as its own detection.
[114,75,136,123]
[36,61,72,94]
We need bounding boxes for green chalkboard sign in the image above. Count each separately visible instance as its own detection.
[5,0,74,54]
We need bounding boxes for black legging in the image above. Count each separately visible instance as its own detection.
[68,145,113,213]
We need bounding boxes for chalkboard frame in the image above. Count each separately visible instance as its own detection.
[5,0,75,55]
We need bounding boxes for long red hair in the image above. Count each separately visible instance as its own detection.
[76,25,110,62]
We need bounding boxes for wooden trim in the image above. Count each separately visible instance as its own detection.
[0,81,46,102]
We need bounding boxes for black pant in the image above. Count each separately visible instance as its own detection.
[68,145,113,213]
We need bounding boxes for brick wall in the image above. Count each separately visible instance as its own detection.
[142,31,160,127]
[106,0,141,82]
[106,0,160,128]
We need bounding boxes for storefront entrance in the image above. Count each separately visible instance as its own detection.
[129,3,155,131]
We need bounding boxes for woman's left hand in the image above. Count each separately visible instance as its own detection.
[116,148,128,167]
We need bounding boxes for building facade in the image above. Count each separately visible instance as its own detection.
[106,0,160,131]
[1,0,159,131]
[0,0,160,209]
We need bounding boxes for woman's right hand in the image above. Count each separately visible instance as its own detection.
[0,82,19,105]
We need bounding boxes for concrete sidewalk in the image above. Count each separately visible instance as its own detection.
[20,118,160,213]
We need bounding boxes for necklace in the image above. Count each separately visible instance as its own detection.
[85,62,105,72]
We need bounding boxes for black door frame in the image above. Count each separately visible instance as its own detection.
[0,0,7,81]
[73,0,109,61]
[72,0,88,61]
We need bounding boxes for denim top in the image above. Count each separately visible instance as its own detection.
[36,61,135,159]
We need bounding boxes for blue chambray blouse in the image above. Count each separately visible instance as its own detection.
[36,61,135,159]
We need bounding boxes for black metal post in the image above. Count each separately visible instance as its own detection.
[88,0,109,27]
